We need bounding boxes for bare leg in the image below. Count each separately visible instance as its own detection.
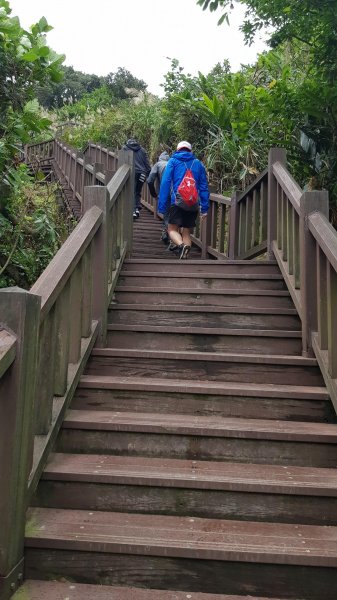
[182,228,192,247]
[168,224,183,246]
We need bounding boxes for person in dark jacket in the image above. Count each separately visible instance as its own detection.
[158,141,209,259]
[123,138,151,219]
[147,151,170,244]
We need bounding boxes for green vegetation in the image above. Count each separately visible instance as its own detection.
[2,0,337,288]
[0,0,69,288]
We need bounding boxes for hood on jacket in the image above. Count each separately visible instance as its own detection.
[159,151,170,161]
[172,150,195,162]
[126,139,141,151]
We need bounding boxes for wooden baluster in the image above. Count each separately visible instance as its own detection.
[238,201,246,257]
[69,260,83,364]
[228,191,240,259]
[245,196,253,252]
[218,204,225,255]
[267,147,287,259]
[35,308,56,434]
[293,211,300,288]
[327,263,337,378]
[282,191,288,262]
[317,246,328,350]
[300,190,329,356]
[93,162,104,186]
[0,289,40,599]
[287,202,294,274]
[82,245,93,338]
[53,282,71,396]
[252,188,260,247]
[118,149,134,258]
[83,185,109,347]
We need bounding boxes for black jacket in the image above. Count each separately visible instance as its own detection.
[123,139,151,175]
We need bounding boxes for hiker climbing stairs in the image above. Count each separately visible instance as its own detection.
[132,207,202,259]
[19,234,337,600]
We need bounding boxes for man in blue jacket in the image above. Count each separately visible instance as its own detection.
[158,141,209,259]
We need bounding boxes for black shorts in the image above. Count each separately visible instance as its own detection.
[168,205,198,229]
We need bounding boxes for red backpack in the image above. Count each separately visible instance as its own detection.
[175,161,199,211]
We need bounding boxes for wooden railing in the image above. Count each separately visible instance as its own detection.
[84,141,119,173]
[229,168,268,260]
[0,143,134,599]
[266,148,337,413]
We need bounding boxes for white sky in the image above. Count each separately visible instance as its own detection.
[9,0,267,96]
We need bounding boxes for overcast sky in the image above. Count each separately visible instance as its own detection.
[9,0,267,96]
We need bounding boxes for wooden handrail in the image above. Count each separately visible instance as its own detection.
[108,163,130,209]
[0,329,16,379]
[31,206,103,323]
[309,212,337,273]
[273,161,301,212]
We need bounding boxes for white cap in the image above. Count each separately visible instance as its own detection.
[177,141,192,151]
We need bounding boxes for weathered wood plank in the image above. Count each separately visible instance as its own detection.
[0,329,16,379]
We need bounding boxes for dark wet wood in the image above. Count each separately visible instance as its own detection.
[74,386,335,423]
[33,453,337,525]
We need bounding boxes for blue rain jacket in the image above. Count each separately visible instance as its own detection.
[158,150,210,215]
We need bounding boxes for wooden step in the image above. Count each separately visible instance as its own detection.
[107,325,302,355]
[75,375,333,423]
[85,349,323,387]
[108,304,301,330]
[58,409,337,467]
[25,507,337,599]
[13,581,284,600]
[118,272,287,291]
[114,287,294,308]
[123,258,280,274]
[35,453,337,525]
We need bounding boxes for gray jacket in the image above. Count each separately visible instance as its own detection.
[147,151,170,198]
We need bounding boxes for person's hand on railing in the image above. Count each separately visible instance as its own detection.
[200,212,207,220]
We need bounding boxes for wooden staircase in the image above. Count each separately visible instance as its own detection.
[18,209,337,600]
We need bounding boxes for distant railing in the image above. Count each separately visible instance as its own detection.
[0,143,134,599]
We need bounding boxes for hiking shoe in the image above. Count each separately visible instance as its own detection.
[133,209,140,220]
[179,244,191,259]
[168,242,178,252]
[161,230,170,245]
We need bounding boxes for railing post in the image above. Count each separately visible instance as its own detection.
[118,148,134,257]
[93,162,104,185]
[83,187,109,347]
[0,288,40,599]
[228,191,240,259]
[300,190,329,357]
[201,212,212,259]
[267,148,287,259]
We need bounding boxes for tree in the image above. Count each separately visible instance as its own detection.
[106,67,147,100]
[0,0,64,192]
[37,66,105,109]
[197,1,337,80]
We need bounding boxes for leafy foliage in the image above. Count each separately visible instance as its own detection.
[0,0,64,197]
[0,165,72,288]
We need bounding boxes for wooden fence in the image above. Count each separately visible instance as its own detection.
[0,145,134,599]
